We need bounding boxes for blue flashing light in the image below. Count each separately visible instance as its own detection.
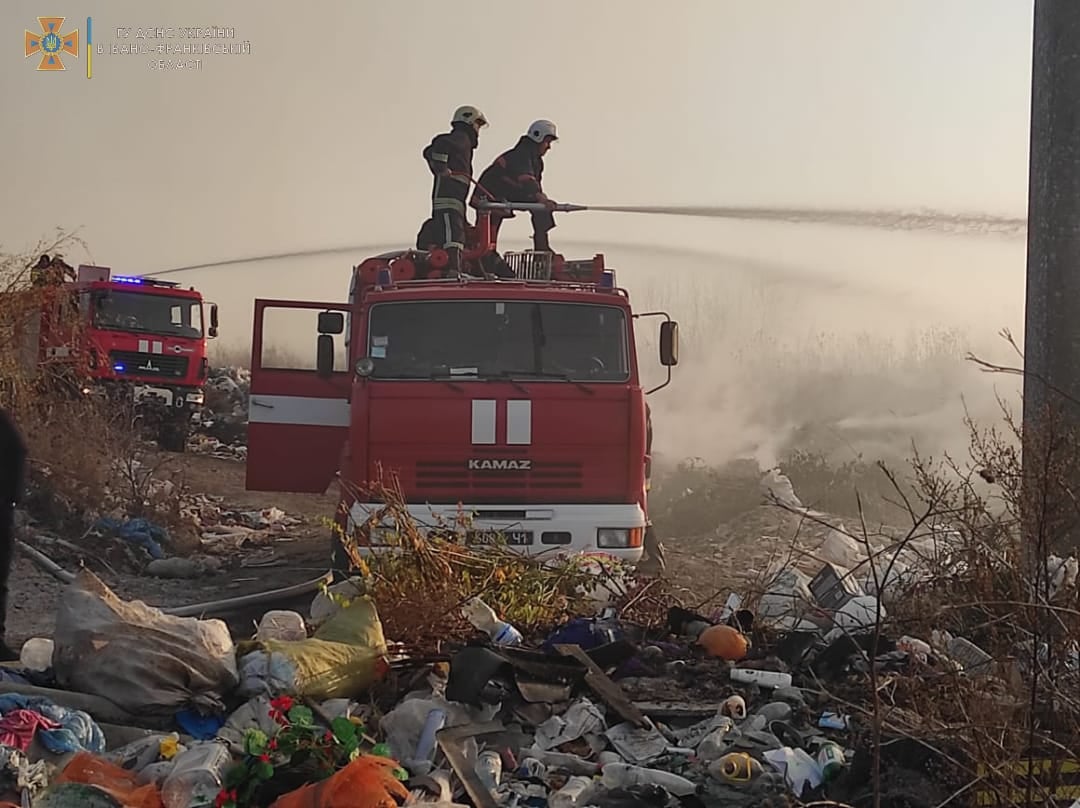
[112,275,144,284]
[376,268,392,286]
[598,270,615,289]
[113,363,126,373]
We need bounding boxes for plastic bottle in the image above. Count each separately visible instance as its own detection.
[696,718,735,761]
[549,775,595,808]
[601,762,697,796]
[817,742,845,780]
[462,598,523,646]
[526,748,600,776]
[19,638,54,671]
[256,610,307,642]
[161,741,233,808]
[729,668,793,689]
[412,708,447,772]
[475,750,503,798]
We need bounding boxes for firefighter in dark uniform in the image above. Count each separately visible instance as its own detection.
[470,119,560,254]
[29,253,75,286]
[415,106,488,277]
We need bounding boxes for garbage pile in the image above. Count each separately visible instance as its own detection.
[5,530,1077,808]
[20,500,303,580]
[190,367,250,460]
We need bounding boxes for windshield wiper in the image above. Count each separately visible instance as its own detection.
[491,370,594,395]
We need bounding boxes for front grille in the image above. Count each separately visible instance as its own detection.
[109,350,189,379]
[414,459,583,491]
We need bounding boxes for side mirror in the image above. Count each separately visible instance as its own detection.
[208,326,219,339]
[316,334,335,377]
[210,303,219,330]
[318,311,345,335]
[659,320,679,367]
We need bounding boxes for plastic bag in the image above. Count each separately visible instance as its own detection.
[52,570,239,716]
[269,755,409,808]
[238,596,388,700]
[53,751,164,808]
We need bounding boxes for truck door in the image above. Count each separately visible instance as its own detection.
[246,299,352,493]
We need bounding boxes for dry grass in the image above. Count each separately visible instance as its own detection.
[1,233,189,533]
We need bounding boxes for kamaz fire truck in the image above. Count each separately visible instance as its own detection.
[243,203,678,571]
[15,264,218,451]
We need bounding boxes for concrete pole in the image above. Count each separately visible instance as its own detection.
[1023,0,1080,550]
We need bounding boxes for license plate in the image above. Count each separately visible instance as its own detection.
[467,529,533,546]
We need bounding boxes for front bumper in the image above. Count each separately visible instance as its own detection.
[81,381,204,412]
[342,501,646,563]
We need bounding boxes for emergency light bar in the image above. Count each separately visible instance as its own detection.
[376,268,392,286]
[111,275,182,288]
[599,271,615,288]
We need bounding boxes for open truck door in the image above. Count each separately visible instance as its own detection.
[246,299,352,493]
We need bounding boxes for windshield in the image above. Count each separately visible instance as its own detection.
[366,300,629,381]
[92,291,203,338]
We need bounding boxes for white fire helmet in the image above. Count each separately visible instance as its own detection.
[452,106,488,128]
[526,119,558,143]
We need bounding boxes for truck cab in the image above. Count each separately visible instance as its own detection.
[33,265,218,451]
[245,242,679,574]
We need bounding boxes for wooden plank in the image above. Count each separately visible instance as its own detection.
[436,721,505,808]
[554,643,647,728]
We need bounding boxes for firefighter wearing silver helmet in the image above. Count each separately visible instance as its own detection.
[470,118,560,254]
[416,105,488,276]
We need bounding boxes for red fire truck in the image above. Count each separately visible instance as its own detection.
[244,203,678,572]
[16,264,218,451]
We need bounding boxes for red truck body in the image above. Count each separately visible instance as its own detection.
[25,264,218,450]
[245,242,678,569]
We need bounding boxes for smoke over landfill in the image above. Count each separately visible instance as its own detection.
[165,204,1029,478]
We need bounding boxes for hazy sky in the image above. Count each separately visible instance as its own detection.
[1,1,1034,272]
[0,1,1039,467]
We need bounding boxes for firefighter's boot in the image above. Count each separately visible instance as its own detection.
[446,246,464,279]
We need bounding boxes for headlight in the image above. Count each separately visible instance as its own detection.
[355,357,375,377]
[596,527,643,549]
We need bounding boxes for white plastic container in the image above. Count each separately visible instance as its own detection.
[475,750,502,798]
[256,610,307,643]
[19,638,54,671]
[601,762,697,796]
[729,669,793,689]
[550,775,595,808]
[161,741,233,808]
[461,598,522,646]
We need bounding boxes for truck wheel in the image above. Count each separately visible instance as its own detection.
[158,418,189,453]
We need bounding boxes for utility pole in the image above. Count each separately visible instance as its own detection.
[1023,0,1080,550]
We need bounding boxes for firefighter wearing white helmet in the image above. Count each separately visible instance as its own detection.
[415,106,489,276]
[470,118,561,254]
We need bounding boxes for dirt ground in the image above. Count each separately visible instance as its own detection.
[9,452,339,648]
[9,451,825,648]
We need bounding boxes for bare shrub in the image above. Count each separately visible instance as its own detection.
[1,233,188,534]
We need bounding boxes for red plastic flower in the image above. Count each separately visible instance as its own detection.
[260,753,271,763]
[270,695,295,712]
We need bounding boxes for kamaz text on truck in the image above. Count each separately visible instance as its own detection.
[15,264,219,451]
[244,204,678,572]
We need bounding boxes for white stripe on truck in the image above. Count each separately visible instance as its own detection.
[471,399,496,444]
[248,395,350,427]
[506,399,532,445]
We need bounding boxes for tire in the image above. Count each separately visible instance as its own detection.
[157,417,189,453]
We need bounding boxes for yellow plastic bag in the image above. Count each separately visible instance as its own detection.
[245,596,389,700]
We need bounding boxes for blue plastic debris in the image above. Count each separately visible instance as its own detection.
[90,517,168,560]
